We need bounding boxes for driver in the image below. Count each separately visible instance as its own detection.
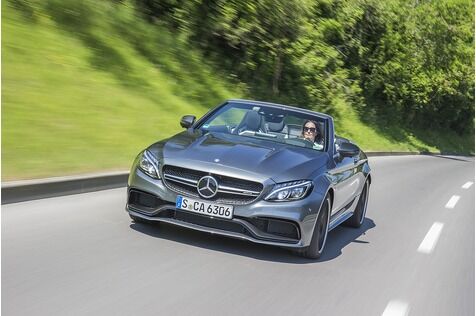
[301,120,324,150]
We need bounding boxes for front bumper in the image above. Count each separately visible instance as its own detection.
[126,167,324,248]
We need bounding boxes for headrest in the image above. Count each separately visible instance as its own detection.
[267,120,284,132]
[243,110,261,131]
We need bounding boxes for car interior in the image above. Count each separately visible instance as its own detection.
[200,108,326,150]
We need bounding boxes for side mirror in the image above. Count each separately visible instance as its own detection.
[338,142,360,157]
[180,115,196,128]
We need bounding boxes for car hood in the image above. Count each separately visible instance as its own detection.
[148,130,329,183]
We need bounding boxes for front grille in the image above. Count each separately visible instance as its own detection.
[162,165,263,205]
[163,166,203,182]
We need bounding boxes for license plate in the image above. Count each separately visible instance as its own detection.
[175,195,233,219]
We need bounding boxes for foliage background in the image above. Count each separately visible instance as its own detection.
[136,0,474,132]
[2,0,474,180]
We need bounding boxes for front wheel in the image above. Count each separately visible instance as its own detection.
[297,194,331,259]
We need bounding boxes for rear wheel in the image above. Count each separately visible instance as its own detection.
[297,194,331,259]
[345,179,369,228]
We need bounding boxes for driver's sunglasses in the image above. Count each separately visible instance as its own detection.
[304,127,316,133]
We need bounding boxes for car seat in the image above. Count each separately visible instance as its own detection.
[234,110,263,134]
[287,124,302,138]
[265,116,286,138]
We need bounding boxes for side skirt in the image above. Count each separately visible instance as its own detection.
[328,195,359,231]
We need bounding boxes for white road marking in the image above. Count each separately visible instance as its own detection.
[418,222,444,254]
[382,300,409,316]
[462,181,473,189]
[445,195,460,209]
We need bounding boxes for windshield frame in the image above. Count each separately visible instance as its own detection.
[193,101,331,153]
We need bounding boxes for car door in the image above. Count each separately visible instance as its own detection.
[327,141,362,216]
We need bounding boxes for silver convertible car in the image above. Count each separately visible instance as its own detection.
[126,100,371,259]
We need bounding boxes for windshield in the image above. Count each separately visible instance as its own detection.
[197,102,327,151]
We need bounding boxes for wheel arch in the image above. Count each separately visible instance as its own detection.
[312,185,333,227]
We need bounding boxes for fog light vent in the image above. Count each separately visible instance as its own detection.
[267,219,299,239]
[128,190,163,209]
[245,217,300,240]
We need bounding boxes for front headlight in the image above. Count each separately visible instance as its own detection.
[138,150,160,179]
[265,180,312,201]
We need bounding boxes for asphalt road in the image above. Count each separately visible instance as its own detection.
[2,155,475,316]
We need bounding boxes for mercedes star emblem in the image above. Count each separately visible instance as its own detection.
[197,176,219,199]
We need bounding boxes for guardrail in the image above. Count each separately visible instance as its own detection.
[1,152,471,204]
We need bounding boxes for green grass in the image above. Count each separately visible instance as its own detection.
[2,0,473,180]
[332,99,474,153]
[2,0,239,180]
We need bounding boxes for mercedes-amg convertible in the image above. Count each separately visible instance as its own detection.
[126,100,371,259]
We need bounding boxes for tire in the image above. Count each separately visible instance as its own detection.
[297,194,331,259]
[129,214,149,224]
[345,179,370,228]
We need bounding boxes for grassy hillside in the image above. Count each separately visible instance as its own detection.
[2,1,239,180]
[2,1,473,180]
